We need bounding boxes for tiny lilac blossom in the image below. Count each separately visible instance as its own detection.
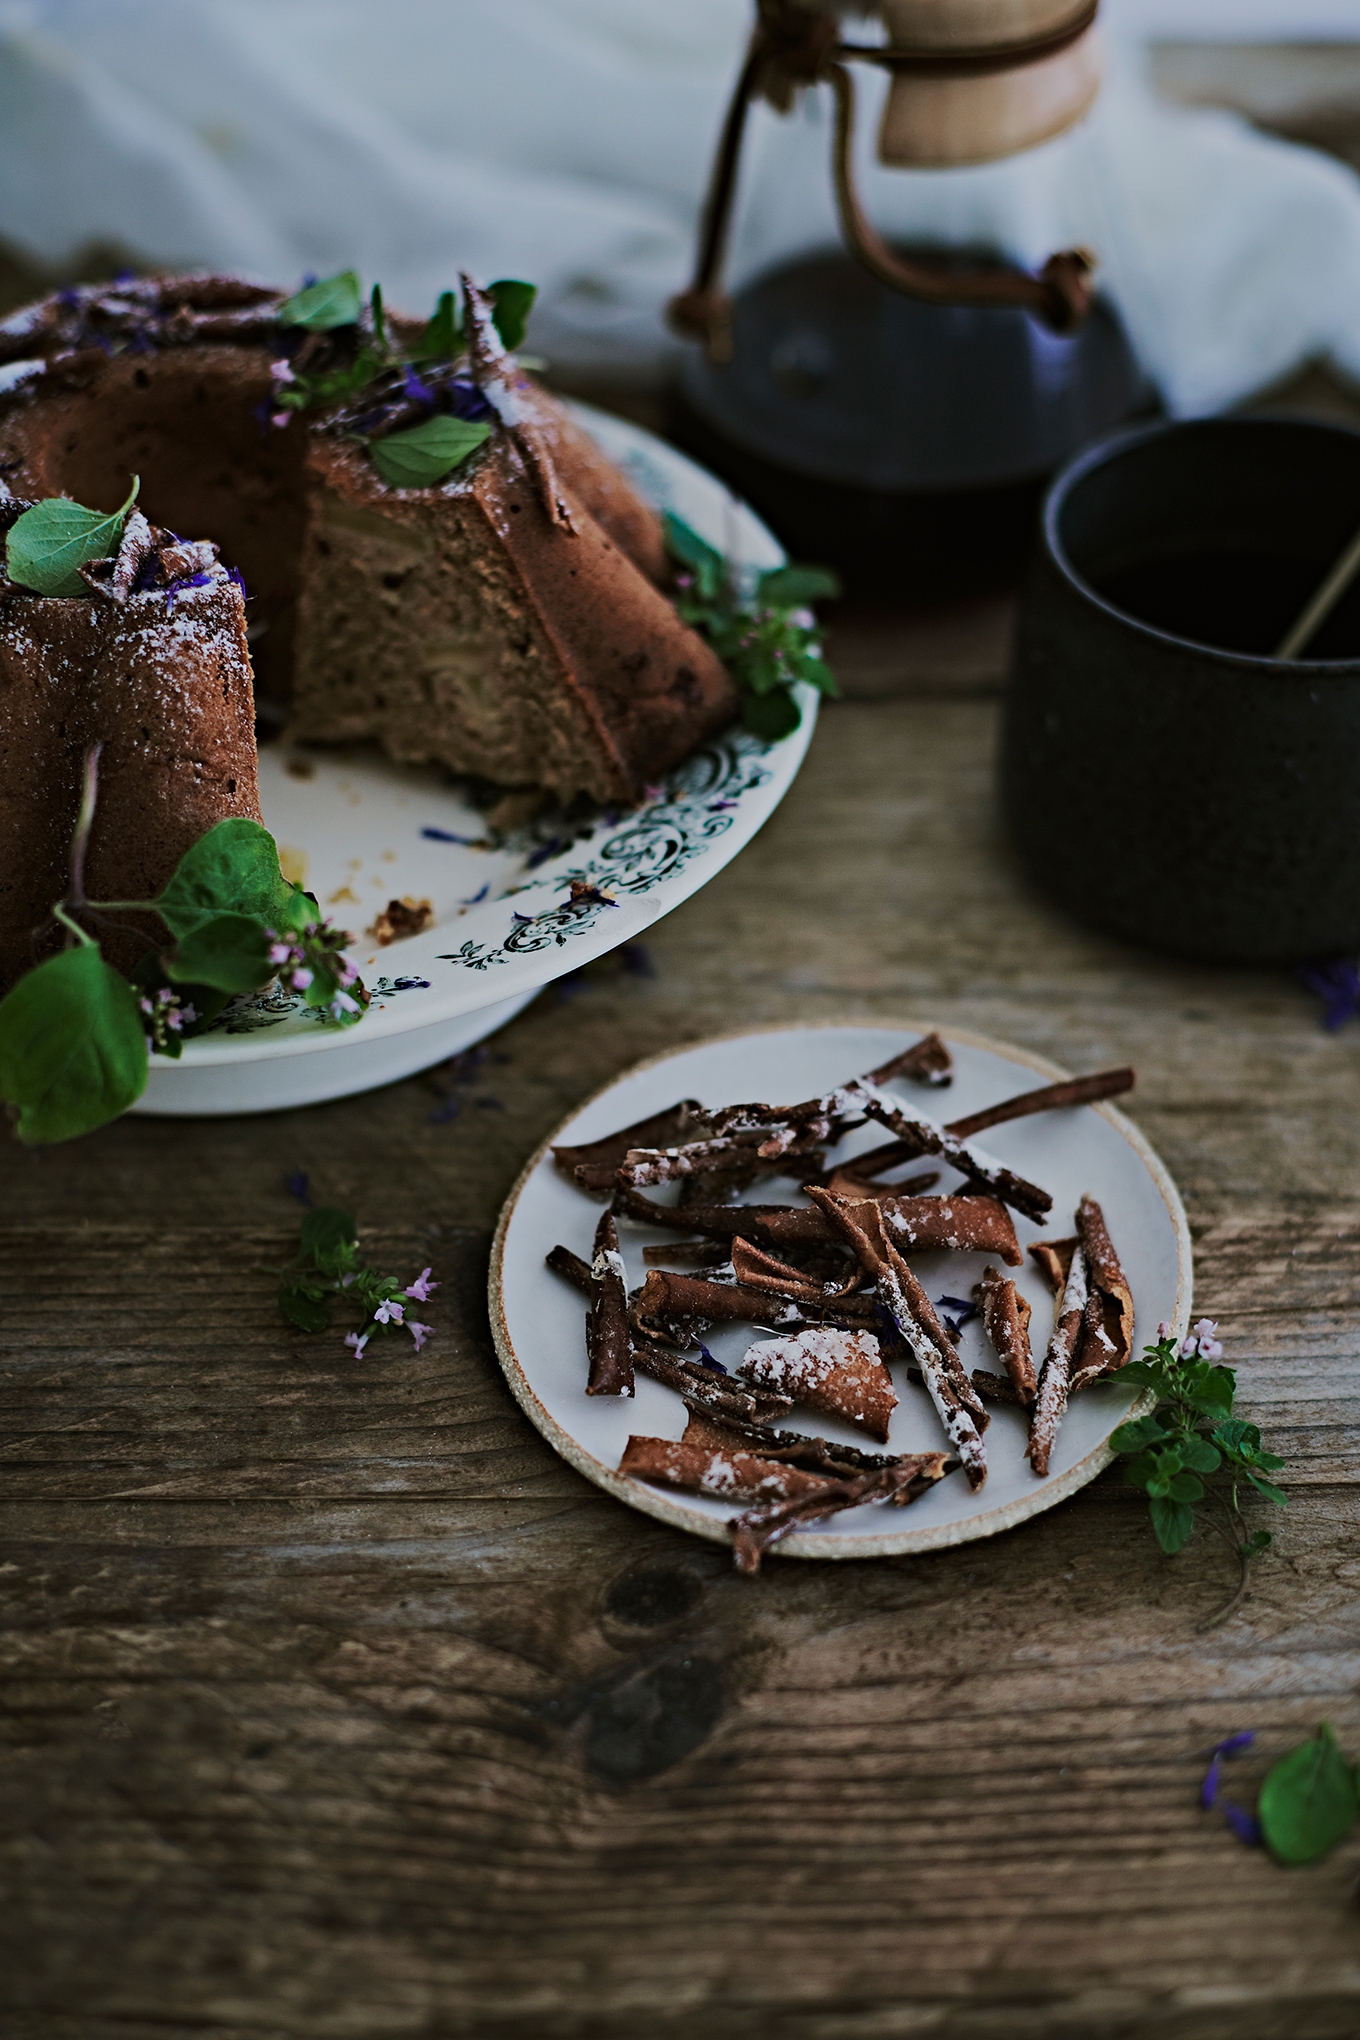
[372,1297,405,1325]
[405,1268,438,1302]
[344,1330,369,1357]
[407,1320,434,1352]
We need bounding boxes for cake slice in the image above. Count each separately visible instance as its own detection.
[0,498,260,985]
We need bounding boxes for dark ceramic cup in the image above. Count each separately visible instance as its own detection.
[1000,415,1360,964]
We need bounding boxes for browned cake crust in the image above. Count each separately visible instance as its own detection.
[0,276,738,804]
[0,513,259,985]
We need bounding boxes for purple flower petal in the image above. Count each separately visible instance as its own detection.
[697,1343,727,1375]
[1221,1801,1263,1847]
[402,364,435,406]
[1200,1754,1223,1810]
[284,1170,312,1207]
[421,826,478,844]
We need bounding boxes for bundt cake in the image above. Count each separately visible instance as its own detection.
[0,269,738,805]
[0,497,260,987]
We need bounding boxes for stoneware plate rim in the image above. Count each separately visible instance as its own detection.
[489,1020,1191,1561]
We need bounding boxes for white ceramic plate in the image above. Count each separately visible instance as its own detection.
[134,405,815,1116]
[490,1024,1192,1560]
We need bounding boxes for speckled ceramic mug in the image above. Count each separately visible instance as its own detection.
[1000,415,1360,964]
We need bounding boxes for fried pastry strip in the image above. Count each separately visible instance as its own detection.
[586,1209,632,1397]
[729,1455,957,1574]
[1027,1245,1090,1476]
[976,1265,1037,1404]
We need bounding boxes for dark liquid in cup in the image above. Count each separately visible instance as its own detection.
[1092,546,1360,661]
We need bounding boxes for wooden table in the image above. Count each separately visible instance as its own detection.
[5,579,1360,2037]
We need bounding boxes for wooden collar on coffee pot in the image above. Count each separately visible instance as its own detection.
[669,0,1099,360]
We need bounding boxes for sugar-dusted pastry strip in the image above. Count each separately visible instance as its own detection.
[729,1455,957,1574]
[1030,1237,1078,1297]
[618,1431,833,1505]
[946,1067,1135,1140]
[1069,1193,1135,1388]
[682,1407,911,1478]
[740,1327,898,1442]
[552,1100,706,1191]
[729,1235,864,1303]
[633,1268,880,1334]
[634,1347,795,1425]
[970,1369,1027,1406]
[879,1195,1022,1268]
[829,1067,1134,1188]
[586,1210,632,1397]
[822,1167,941,1200]
[1027,1245,1089,1477]
[976,1265,1037,1404]
[807,1190,988,1487]
[845,1084,1052,1223]
[866,1033,954,1088]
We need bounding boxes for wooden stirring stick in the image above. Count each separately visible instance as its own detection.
[1275,521,1360,660]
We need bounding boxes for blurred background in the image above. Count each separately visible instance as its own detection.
[3,0,1360,632]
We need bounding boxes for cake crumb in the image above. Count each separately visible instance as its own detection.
[368,896,435,945]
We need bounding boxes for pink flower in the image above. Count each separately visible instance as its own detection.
[271,410,291,430]
[405,1267,438,1302]
[344,1330,369,1358]
[407,1320,434,1352]
[269,358,295,384]
[373,1297,404,1326]
[1157,1321,1173,1339]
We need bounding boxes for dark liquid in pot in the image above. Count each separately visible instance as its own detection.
[1092,546,1360,661]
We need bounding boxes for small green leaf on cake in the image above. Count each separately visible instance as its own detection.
[0,944,148,1142]
[757,564,842,607]
[489,279,537,353]
[367,416,492,490]
[277,269,362,330]
[5,476,141,597]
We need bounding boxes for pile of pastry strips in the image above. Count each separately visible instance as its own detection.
[546,1036,1136,1572]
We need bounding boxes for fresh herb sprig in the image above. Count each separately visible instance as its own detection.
[278,1206,437,1357]
[663,513,840,741]
[0,752,366,1144]
[5,476,141,597]
[1112,1319,1286,1627]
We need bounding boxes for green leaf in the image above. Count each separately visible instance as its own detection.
[795,653,841,698]
[0,944,147,1142]
[1149,1496,1196,1554]
[277,269,362,330]
[299,1207,358,1264]
[1243,1469,1289,1507]
[154,819,301,941]
[370,281,386,349]
[1112,1414,1174,1454]
[757,564,841,606]
[1212,1417,1262,1454]
[1243,1529,1274,1555]
[1114,1360,1165,1389]
[164,912,274,995]
[663,512,724,581]
[1165,1470,1205,1504]
[1183,1361,1236,1417]
[489,278,537,352]
[279,1283,331,1334]
[741,690,802,742]
[6,476,140,597]
[419,289,461,361]
[1178,1434,1222,1475]
[1259,1724,1359,1864]
[367,416,492,490]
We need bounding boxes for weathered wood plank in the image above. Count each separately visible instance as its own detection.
[2,1202,1358,2038]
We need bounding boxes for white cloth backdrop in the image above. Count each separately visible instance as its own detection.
[1,0,1360,414]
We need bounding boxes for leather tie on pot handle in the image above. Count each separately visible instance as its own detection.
[668,0,1099,361]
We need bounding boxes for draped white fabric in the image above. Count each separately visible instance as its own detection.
[1,0,1359,414]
